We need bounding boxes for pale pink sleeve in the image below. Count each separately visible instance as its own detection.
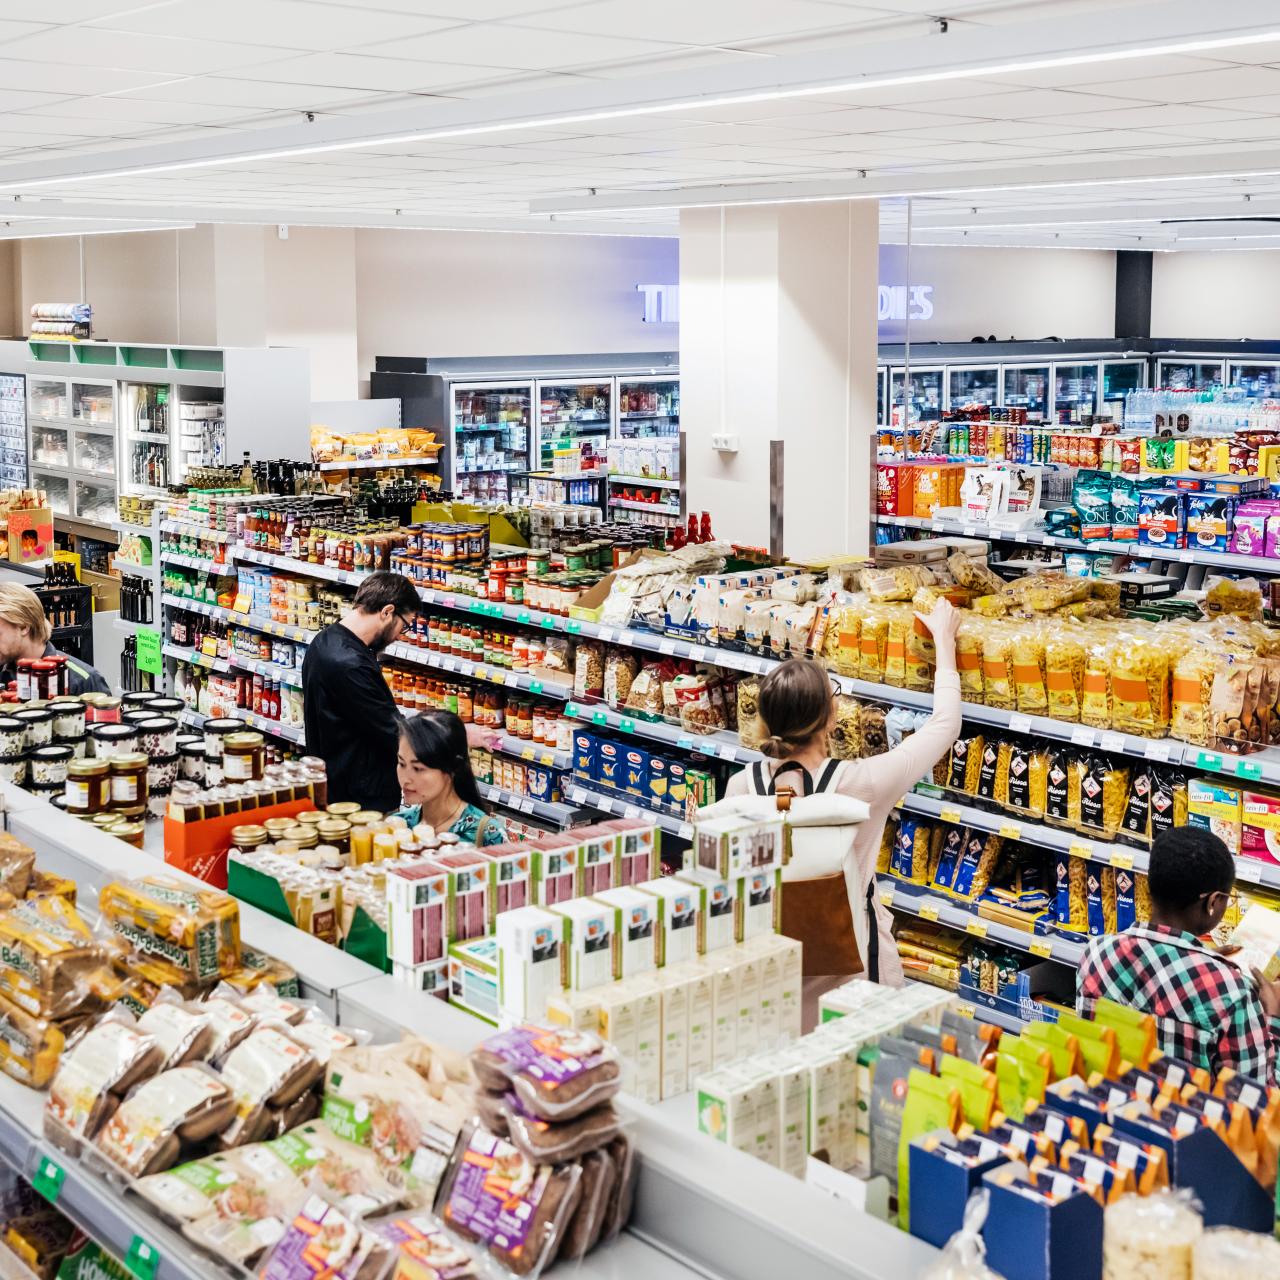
[725,768,750,799]
[842,670,962,810]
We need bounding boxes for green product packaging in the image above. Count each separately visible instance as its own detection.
[897,1068,962,1229]
[1089,996,1156,1068]
[1073,469,1113,541]
[1056,1011,1120,1078]
[938,1054,998,1130]
[996,1038,1052,1121]
[1021,1021,1082,1079]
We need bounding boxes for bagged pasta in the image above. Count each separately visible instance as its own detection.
[859,704,887,756]
[859,605,890,684]
[829,696,862,761]
[1171,642,1220,746]
[1004,743,1033,814]
[1111,628,1171,738]
[980,622,1016,710]
[1010,623,1049,716]
[1046,628,1087,722]
[947,554,1003,596]
[603,651,639,708]
[1054,856,1088,932]
[905,615,935,692]
[1080,757,1130,839]
[955,617,985,701]
[947,735,984,795]
[885,607,910,687]
[828,605,862,676]
[976,740,1002,803]
[1081,630,1117,730]
[623,663,665,719]
[1103,1190,1201,1280]
[573,642,605,700]
[1045,751,1084,829]
[1192,1227,1280,1279]
[737,679,765,751]
[1203,575,1263,622]
[1086,862,1117,936]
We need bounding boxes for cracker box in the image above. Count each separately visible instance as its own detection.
[696,1066,760,1155]
[434,850,490,944]
[610,817,659,886]
[591,886,659,978]
[576,825,619,897]
[639,875,702,966]
[1188,777,1243,855]
[447,936,500,1025]
[1242,790,1280,867]
[547,896,615,991]
[385,860,449,967]
[494,905,564,1022]
[474,843,532,926]
[738,868,782,940]
[677,871,737,953]
[694,812,784,879]
[529,835,580,906]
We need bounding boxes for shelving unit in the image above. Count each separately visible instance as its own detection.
[318,455,438,472]
[476,781,578,826]
[569,781,693,838]
[384,640,573,700]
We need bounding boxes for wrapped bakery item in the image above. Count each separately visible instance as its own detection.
[368,1216,477,1280]
[501,1095,622,1165]
[1192,1226,1280,1277]
[0,835,35,898]
[0,989,64,1087]
[559,1147,617,1263]
[45,1011,164,1152]
[217,1025,323,1148]
[259,1193,394,1280]
[0,895,114,1020]
[919,1190,1002,1280]
[1103,1190,1202,1280]
[137,988,215,1068]
[287,1009,371,1066]
[471,1026,621,1122]
[438,1121,583,1279]
[95,1064,237,1178]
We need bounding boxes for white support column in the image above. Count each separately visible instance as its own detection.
[679,200,879,559]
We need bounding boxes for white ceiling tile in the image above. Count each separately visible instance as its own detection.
[1152,117,1280,142]
[1046,102,1258,130]
[988,53,1234,90]
[20,94,268,124]
[311,0,577,17]
[89,0,460,54]
[360,22,681,71]
[222,52,517,91]
[1095,65,1280,103]
[809,78,1026,108]
[0,89,71,112]
[0,26,303,75]
[111,75,384,108]
[918,87,1163,118]
[584,48,767,78]
[0,58,174,94]
[518,0,868,46]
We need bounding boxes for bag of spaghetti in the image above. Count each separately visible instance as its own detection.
[1010,621,1049,717]
[979,620,1016,711]
[955,615,985,701]
[1109,624,1172,739]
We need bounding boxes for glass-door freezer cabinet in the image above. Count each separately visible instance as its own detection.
[28,376,116,519]
[451,382,532,502]
[536,381,612,470]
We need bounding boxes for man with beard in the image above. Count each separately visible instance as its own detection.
[302,570,419,811]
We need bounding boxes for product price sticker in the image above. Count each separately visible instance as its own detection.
[125,1237,158,1280]
[1009,714,1033,735]
[659,640,676,655]
[625,806,643,820]
[1196,751,1224,772]
[517,798,534,814]
[491,670,506,685]
[965,919,988,938]
[592,709,608,725]
[1144,740,1172,762]
[1070,840,1093,859]
[999,822,1022,840]
[679,823,694,839]
[529,680,544,694]
[598,628,615,642]
[677,736,694,751]
[597,796,614,813]
[1110,851,1134,870]
[920,903,940,922]
[30,1155,63,1203]
[1236,859,1264,884]
[541,617,556,630]
[1030,940,1054,959]
[566,621,582,634]
[1100,733,1126,755]
[565,702,579,717]
[720,745,738,761]
[619,716,636,733]
[1071,726,1096,747]
[940,806,963,825]
[540,753,556,767]
[879,889,895,907]
[1235,759,1264,782]
[689,646,706,662]
[521,747,535,761]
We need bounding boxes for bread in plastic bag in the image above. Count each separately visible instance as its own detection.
[502,1096,621,1165]
[368,1215,477,1280]
[436,1121,582,1279]
[259,1192,394,1280]
[138,989,214,1068]
[218,1025,322,1147]
[1103,1189,1202,1280]
[559,1147,617,1263]
[599,1132,635,1244]
[470,1026,621,1122]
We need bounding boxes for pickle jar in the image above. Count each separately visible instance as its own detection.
[223,731,265,782]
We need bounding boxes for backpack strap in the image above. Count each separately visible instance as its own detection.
[750,761,768,795]
[770,761,814,796]
[813,758,843,794]
[864,880,882,983]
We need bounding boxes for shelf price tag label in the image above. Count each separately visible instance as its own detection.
[659,641,676,655]
[1144,740,1172,762]
[1196,751,1224,772]
[1069,840,1093,859]
[541,617,556,630]
[965,919,988,938]
[879,889,895,907]
[516,610,530,623]
[920,904,940,922]
[1110,851,1135,870]
[620,718,636,733]
[491,671,506,685]
[566,621,582,634]
[540,753,556,767]
[1236,859,1264,884]
[940,806,963,825]
[438,595,454,609]
[565,702,579,717]
[136,628,162,676]
[598,628,616,642]
[1100,733,1126,755]
[31,1155,63,1203]
[517,798,534,814]
[720,745,738,762]
[678,823,694,840]
[1071,727,1096,748]
[1235,759,1264,782]
[1009,714,1033,735]
[125,1236,159,1280]
[1030,940,1054,958]
[592,710,608,726]
[521,747,535,761]
[676,736,694,751]
[999,822,1022,840]
[529,680,543,694]
[689,646,706,662]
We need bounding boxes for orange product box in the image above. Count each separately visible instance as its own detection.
[876,463,915,516]
[913,466,949,518]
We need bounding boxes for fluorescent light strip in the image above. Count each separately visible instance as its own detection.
[3,28,1280,190]
[0,223,194,239]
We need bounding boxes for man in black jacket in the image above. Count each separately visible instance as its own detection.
[302,571,419,811]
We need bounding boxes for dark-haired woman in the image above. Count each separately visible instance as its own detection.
[724,599,962,987]
[395,710,510,847]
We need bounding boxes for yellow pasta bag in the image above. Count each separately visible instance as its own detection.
[1028,750,1049,818]
[1135,873,1152,924]
[1055,855,1088,932]
[877,820,897,874]
[955,617,985,701]
[1170,641,1218,746]
[993,740,1014,809]
[859,605,890,684]
[1110,627,1170,739]
[1079,757,1130,839]
[1011,622,1049,716]
[1080,631,1115,730]
[829,605,862,677]
[981,622,1016,710]
[905,614,934,692]
[885,607,910,687]
[1046,629,1087,723]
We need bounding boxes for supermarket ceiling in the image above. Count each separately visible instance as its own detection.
[3,0,1280,248]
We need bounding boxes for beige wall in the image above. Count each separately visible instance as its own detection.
[353,228,678,394]
[1152,250,1280,338]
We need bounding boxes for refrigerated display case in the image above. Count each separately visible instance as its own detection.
[1155,357,1225,389]
[122,380,172,494]
[889,366,943,422]
[617,375,679,438]
[1100,358,1146,413]
[537,379,612,470]
[1228,361,1280,397]
[0,373,25,488]
[27,375,117,521]
[451,382,532,502]
[1052,362,1099,420]
[1001,364,1050,416]
[947,365,998,409]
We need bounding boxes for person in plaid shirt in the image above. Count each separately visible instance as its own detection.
[1077,826,1280,1084]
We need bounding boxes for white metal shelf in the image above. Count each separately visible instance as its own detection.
[568,781,693,839]
[608,473,680,489]
[385,641,573,700]
[161,594,319,645]
[877,875,1086,966]
[159,519,235,543]
[611,498,679,516]
[163,642,230,673]
[491,731,572,771]
[177,705,304,745]
[564,699,761,765]
[236,545,362,586]
[477,781,578,826]
[111,615,154,634]
[318,454,438,471]
[159,550,232,575]
[877,513,1280,574]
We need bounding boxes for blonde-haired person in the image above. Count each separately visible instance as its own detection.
[725,598,962,988]
[0,582,109,695]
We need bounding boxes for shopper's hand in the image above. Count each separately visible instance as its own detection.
[464,723,502,752]
[915,598,962,652]
[1251,967,1280,1019]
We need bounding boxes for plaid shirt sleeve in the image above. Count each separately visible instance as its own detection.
[1217,989,1280,1085]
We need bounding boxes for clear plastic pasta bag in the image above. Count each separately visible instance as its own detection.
[1103,1189,1202,1280]
[920,1190,1002,1280]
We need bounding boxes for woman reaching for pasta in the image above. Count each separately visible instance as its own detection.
[724,599,963,988]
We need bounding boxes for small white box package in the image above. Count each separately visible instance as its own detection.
[547,897,615,991]
[793,1043,843,1166]
[682,962,715,1083]
[738,869,780,940]
[630,976,663,1104]
[545,989,604,1033]
[677,871,736,953]
[638,876,702,966]
[494,905,563,1022]
[658,969,691,1099]
[694,812,784,879]
[696,1066,759,1156]
[765,1052,810,1179]
[591,887,658,978]
[735,951,761,1059]
[751,941,782,1049]
[705,952,738,1067]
